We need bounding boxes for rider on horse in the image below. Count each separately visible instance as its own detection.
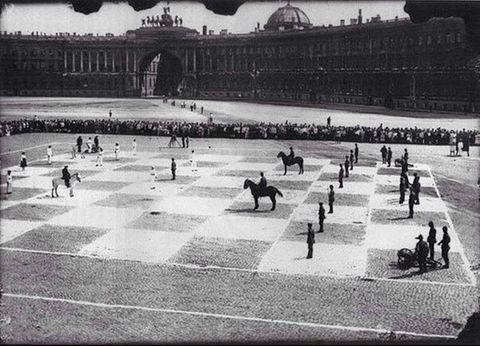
[258,172,267,195]
[62,165,71,188]
[288,147,295,165]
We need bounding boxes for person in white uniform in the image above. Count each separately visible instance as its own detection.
[132,138,137,155]
[190,150,198,173]
[46,145,53,165]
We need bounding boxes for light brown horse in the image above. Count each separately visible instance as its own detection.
[52,172,81,197]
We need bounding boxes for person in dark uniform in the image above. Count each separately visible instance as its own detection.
[399,171,409,204]
[427,221,437,261]
[408,186,415,218]
[412,173,421,205]
[403,148,409,172]
[288,147,295,165]
[380,145,387,164]
[181,134,185,148]
[94,136,99,150]
[438,226,451,268]
[318,202,326,233]
[354,143,359,163]
[349,150,354,170]
[328,185,335,214]
[258,172,267,195]
[387,147,392,167]
[62,165,71,188]
[76,136,83,153]
[306,223,315,259]
[344,155,350,178]
[171,158,176,180]
[415,234,429,273]
[327,116,331,127]
[338,164,344,188]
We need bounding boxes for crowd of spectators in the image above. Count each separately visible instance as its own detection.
[0,117,478,146]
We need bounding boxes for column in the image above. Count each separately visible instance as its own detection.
[133,51,137,72]
[104,50,107,70]
[80,51,84,72]
[185,49,189,73]
[193,48,197,72]
[112,51,116,72]
[88,51,92,72]
[64,50,67,71]
[126,50,129,73]
[72,50,75,72]
[96,51,99,72]
[231,51,234,72]
[209,53,212,71]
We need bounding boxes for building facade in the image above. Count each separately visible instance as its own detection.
[0,4,478,113]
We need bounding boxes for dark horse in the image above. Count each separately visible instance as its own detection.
[243,179,283,211]
[277,151,304,175]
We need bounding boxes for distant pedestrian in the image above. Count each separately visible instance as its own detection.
[109,110,112,119]
[380,145,387,164]
[412,173,421,205]
[318,202,325,233]
[403,148,409,172]
[6,170,12,195]
[338,164,344,188]
[408,187,415,218]
[306,223,315,259]
[200,106,204,114]
[415,234,429,273]
[114,143,120,161]
[399,171,409,204]
[181,135,185,148]
[94,136,99,150]
[171,158,176,180]
[328,185,335,214]
[87,137,93,153]
[46,145,53,165]
[327,116,331,127]
[186,136,189,148]
[387,147,392,167]
[132,138,137,155]
[344,155,349,177]
[354,143,359,163]
[427,221,437,261]
[95,147,103,167]
[20,152,27,171]
[438,226,451,269]
[76,136,83,153]
[349,150,354,170]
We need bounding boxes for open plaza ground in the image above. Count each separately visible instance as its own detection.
[0,125,479,343]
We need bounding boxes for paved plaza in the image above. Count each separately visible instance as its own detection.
[0,136,478,343]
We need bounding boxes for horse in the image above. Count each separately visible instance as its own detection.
[394,158,414,168]
[243,179,283,211]
[52,173,81,198]
[277,151,304,175]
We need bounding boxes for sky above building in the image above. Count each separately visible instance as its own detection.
[0,1,406,36]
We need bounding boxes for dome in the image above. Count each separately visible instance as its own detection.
[264,3,313,31]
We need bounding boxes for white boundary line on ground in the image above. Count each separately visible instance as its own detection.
[2,292,457,340]
[1,246,475,288]
[428,167,477,286]
[0,142,65,156]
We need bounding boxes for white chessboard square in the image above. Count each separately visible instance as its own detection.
[87,170,151,183]
[268,171,320,182]
[170,167,221,177]
[194,154,242,163]
[0,219,44,244]
[47,206,144,229]
[117,181,188,196]
[79,228,192,263]
[150,196,232,216]
[311,181,374,195]
[135,158,186,167]
[12,176,55,189]
[294,204,368,225]
[27,189,114,208]
[192,175,246,189]
[2,166,56,177]
[194,215,287,242]
[370,194,445,213]
[349,166,377,176]
[365,224,461,252]
[224,161,278,172]
[375,174,435,187]
[302,158,330,166]
[258,241,366,277]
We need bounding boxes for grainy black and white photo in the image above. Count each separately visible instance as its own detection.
[0,0,479,343]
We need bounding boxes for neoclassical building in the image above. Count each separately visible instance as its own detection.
[0,3,478,113]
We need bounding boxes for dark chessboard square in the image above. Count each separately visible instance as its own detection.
[114,164,167,172]
[268,180,311,191]
[1,203,73,221]
[318,172,373,182]
[180,161,227,168]
[40,169,99,178]
[126,211,207,232]
[94,193,161,209]
[0,187,47,201]
[179,186,242,199]
[238,156,279,163]
[75,180,131,191]
[101,157,138,163]
[370,209,447,226]
[225,201,295,219]
[375,184,439,198]
[377,167,430,177]
[355,160,378,167]
[215,169,263,178]
[2,224,109,253]
[365,248,472,284]
[153,152,192,160]
[304,191,369,206]
[154,175,199,185]
[282,221,366,245]
[29,160,71,168]
[169,237,272,270]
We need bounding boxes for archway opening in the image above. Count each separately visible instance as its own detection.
[139,50,183,97]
